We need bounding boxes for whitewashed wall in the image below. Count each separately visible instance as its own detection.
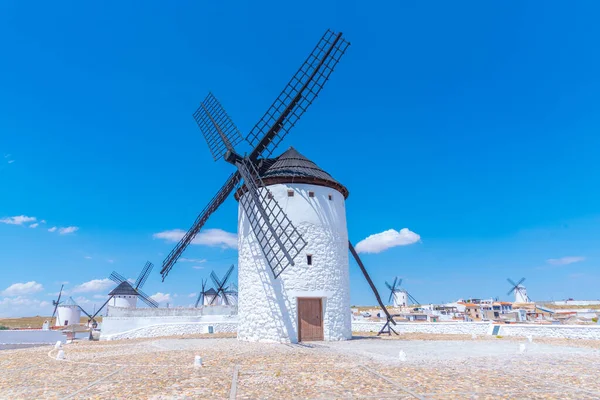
[496,324,600,339]
[237,183,351,343]
[101,314,238,338]
[102,322,237,340]
[352,321,490,335]
[352,321,600,340]
[106,305,235,318]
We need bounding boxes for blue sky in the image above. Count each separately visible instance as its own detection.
[1,1,600,316]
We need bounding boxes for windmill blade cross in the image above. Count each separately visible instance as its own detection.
[247,30,350,161]
[135,261,154,290]
[237,158,307,278]
[160,171,240,280]
[516,277,526,286]
[507,278,517,287]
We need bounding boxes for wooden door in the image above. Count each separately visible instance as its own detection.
[298,298,323,341]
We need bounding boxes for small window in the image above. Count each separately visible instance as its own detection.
[306,254,313,265]
[287,190,294,197]
[267,192,273,199]
[328,194,333,201]
[308,191,315,198]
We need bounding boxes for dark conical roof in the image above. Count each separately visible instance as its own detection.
[109,281,138,296]
[204,288,218,296]
[257,147,349,198]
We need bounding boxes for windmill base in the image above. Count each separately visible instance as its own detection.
[377,319,398,336]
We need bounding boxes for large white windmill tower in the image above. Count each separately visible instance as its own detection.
[159,30,401,341]
[236,147,351,342]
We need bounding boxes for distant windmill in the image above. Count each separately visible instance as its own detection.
[507,277,530,303]
[385,277,419,307]
[210,265,235,305]
[51,284,64,324]
[106,261,158,308]
[194,279,208,308]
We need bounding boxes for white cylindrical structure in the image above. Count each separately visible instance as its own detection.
[393,291,408,307]
[238,181,351,343]
[55,299,81,327]
[515,286,529,303]
[110,295,138,308]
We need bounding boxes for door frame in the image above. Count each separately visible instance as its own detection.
[297,297,324,342]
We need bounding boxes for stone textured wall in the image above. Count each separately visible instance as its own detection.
[352,321,600,340]
[352,321,490,335]
[102,322,238,340]
[237,183,351,343]
[497,324,600,339]
[101,314,238,338]
[106,305,235,318]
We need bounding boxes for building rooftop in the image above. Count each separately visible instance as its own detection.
[109,281,138,296]
[258,147,349,198]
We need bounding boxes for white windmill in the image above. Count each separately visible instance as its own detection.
[507,277,530,303]
[386,277,419,308]
[159,30,400,342]
[55,297,81,327]
[105,262,158,309]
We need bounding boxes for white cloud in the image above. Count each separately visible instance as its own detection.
[1,281,44,296]
[107,259,114,264]
[40,220,47,224]
[0,215,36,225]
[84,256,92,260]
[179,258,207,263]
[355,228,421,254]
[151,292,171,304]
[93,294,106,299]
[7,160,14,164]
[153,228,237,249]
[192,266,204,270]
[546,256,586,266]
[48,227,57,232]
[0,296,52,317]
[29,223,39,228]
[72,278,113,293]
[58,226,79,235]
[188,292,197,298]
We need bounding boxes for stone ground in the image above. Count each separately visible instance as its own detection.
[1,333,600,399]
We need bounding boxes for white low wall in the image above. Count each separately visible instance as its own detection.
[0,330,66,344]
[547,300,600,306]
[102,322,238,340]
[496,324,600,340]
[101,318,600,341]
[106,305,236,318]
[352,321,490,335]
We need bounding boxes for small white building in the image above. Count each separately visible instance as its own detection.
[237,148,352,343]
[108,281,138,308]
[55,297,81,327]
